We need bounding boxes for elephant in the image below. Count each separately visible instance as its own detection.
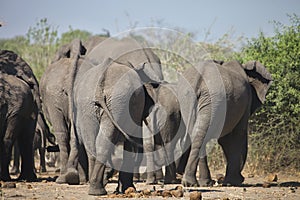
[70,37,165,195]
[142,82,183,184]
[11,113,56,174]
[0,49,54,177]
[177,60,272,187]
[40,39,90,184]
[0,50,39,181]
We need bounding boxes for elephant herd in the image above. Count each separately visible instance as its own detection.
[0,35,272,196]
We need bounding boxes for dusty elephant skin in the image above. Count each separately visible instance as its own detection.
[39,39,91,185]
[143,82,183,185]
[178,60,272,187]
[0,50,38,181]
[71,37,167,195]
[73,58,148,195]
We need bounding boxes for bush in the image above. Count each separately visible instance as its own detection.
[237,14,300,173]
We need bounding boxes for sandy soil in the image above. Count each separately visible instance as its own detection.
[1,166,299,200]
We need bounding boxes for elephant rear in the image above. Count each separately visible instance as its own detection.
[0,74,37,181]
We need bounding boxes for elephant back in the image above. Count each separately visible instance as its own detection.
[0,73,37,117]
[0,50,42,110]
[85,37,163,83]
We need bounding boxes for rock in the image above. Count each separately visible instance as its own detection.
[124,187,136,195]
[2,182,16,188]
[151,190,162,196]
[175,185,183,191]
[190,191,202,200]
[290,187,296,193]
[216,174,225,184]
[141,189,151,196]
[265,174,278,182]
[171,189,184,197]
[27,184,33,189]
[162,190,172,197]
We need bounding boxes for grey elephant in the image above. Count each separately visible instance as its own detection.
[0,50,38,181]
[143,82,183,184]
[40,39,90,184]
[178,60,272,186]
[71,37,165,195]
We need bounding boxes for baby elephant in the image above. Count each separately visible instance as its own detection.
[143,82,184,184]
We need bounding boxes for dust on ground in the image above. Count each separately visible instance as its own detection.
[1,166,299,200]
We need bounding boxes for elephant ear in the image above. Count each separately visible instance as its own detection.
[242,61,272,103]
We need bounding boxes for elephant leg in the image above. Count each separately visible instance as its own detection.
[164,143,178,184]
[144,134,157,184]
[88,114,115,195]
[198,155,214,186]
[176,146,190,175]
[18,118,37,181]
[0,127,14,181]
[78,143,88,183]
[218,120,248,186]
[63,125,80,185]
[39,146,47,173]
[88,160,107,195]
[11,142,20,175]
[117,140,136,193]
[164,161,178,184]
[182,108,211,187]
[55,131,70,183]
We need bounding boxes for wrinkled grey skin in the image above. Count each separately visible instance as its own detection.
[86,37,164,83]
[74,59,147,195]
[0,50,54,177]
[11,113,56,174]
[71,38,164,195]
[143,82,183,184]
[178,60,272,187]
[0,51,39,181]
[40,39,90,184]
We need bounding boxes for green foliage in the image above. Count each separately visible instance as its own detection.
[59,26,92,46]
[238,14,300,173]
[25,18,59,79]
[0,18,59,80]
[0,18,94,80]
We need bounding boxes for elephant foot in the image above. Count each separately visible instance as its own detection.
[182,174,199,187]
[199,178,215,187]
[65,169,80,185]
[88,186,107,196]
[222,174,244,186]
[40,167,47,173]
[55,174,67,184]
[164,178,181,184]
[18,172,37,182]
[10,167,20,175]
[56,169,80,185]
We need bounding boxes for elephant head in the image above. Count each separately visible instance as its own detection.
[242,61,273,113]
[52,39,87,63]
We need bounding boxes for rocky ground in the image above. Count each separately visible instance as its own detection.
[1,166,299,200]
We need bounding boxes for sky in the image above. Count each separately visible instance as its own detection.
[0,0,299,41]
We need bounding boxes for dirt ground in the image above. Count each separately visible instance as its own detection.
[1,166,299,200]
